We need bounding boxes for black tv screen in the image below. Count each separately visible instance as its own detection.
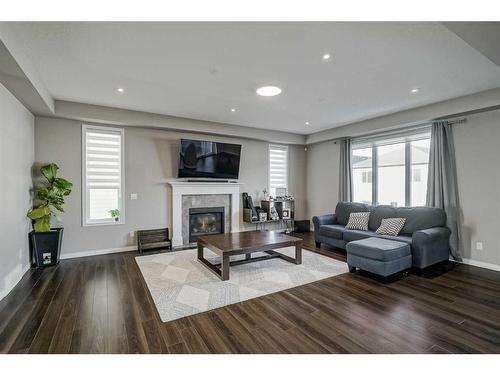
[178,139,242,179]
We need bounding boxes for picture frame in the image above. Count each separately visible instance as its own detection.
[276,187,287,197]
[282,209,290,219]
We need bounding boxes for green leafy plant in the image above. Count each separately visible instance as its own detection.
[27,163,73,232]
[109,209,120,222]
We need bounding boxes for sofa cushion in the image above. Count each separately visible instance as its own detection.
[346,237,411,261]
[368,205,397,231]
[377,234,413,245]
[318,224,346,240]
[343,229,413,245]
[335,202,368,225]
[395,207,447,234]
[343,229,375,242]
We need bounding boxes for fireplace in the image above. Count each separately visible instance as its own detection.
[188,207,225,243]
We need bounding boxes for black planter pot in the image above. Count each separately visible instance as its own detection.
[29,228,64,267]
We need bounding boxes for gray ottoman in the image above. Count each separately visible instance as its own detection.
[346,237,412,277]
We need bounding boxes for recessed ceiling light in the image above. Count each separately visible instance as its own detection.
[117,87,125,93]
[305,121,310,125]
[256,86,282,97]
[230,108,236,112]
[411,88,420,93]
[322,53,331,60]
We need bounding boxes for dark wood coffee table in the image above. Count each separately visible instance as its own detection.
[197,230,303,281]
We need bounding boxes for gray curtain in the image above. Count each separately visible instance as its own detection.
[426,121,462,260]
[339,138,353,202]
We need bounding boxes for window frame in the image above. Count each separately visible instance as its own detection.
[82,124,125,227]
[352,132,430,207]
[268,144,289,197]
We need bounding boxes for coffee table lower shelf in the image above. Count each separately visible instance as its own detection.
[197,243,302,281]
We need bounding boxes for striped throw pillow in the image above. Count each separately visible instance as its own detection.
[345,212,370,231]
[376,218,406,236]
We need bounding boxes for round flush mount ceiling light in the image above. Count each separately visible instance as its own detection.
[256,86,282,97]
[230,108,236,112]
[305,121,310,125]
[411,88,420,93]
[322,53,331,60]
[117,87,125,93]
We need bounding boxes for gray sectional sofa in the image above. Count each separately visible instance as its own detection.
[312,202,451,270]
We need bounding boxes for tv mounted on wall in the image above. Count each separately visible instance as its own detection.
[177,139,242,179]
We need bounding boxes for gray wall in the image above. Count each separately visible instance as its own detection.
[305,109,500,267]
[34,117,307,257]
[0,82,34,300]
[453,109,500,266]
[305,140,340,220]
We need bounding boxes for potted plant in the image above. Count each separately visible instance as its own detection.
[27,163,72,267]
[109,209,120,222]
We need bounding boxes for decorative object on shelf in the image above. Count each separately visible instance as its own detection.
[245,194,258,221]
[109,209,120,222]
[275,187,287,199]
[270,206,280,220]
[27,163,73,268]
[282,209,290,219]
[262,188,268,200]
[137,227,171,253]
[259,212,267,221]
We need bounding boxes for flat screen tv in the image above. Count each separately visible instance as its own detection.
[178,139,242,179]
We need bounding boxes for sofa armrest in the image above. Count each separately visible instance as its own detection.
[411,227,451,269]
[312,214,336,232]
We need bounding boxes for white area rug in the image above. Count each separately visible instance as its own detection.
[136,247,347,322]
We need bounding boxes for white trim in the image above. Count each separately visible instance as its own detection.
[82,124,125,227]
[60,245,137,260]
[0,263,31,302]
[454,258,500,272]
[166,180,242,247]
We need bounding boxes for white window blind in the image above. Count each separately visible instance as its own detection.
[82,125,124,226]
[269,144,288,196]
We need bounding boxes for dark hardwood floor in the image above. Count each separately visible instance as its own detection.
[1,232,500,354]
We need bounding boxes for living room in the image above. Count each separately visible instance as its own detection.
[1,0,500,371]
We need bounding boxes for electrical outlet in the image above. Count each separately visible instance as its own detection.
[130,193,138,200]
[476,242,483,251]
[129,231,135,238]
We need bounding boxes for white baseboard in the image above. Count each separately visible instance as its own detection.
[60,245,137,260]
[0,263,31,302]
[455,258,500,272]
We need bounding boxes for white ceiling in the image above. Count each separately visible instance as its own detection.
[7,22,500,134]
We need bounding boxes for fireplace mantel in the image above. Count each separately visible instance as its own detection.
[166,180,243,247]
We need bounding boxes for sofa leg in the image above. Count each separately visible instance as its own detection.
[348,265,356,273]
[315,241,321,248]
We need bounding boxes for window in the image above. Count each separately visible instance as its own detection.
[352,129,430,207]
[352,147,373,205]
[362,171,372,183]
[269,144,288,197]
[82,125,124,226]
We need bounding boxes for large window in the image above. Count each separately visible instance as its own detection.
[352,130,430,207]
[82,125,124,226]
[269,144,288,197]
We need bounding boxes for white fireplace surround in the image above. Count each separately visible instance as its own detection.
[167,180,243,247]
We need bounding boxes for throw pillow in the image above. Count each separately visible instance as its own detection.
[345,212,370,231]
[376,218,406,236]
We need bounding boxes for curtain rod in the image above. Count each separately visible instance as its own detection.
[325,103,500,145]
[332,116,467,144]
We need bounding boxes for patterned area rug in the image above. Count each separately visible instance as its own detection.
[136,246,347,322]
